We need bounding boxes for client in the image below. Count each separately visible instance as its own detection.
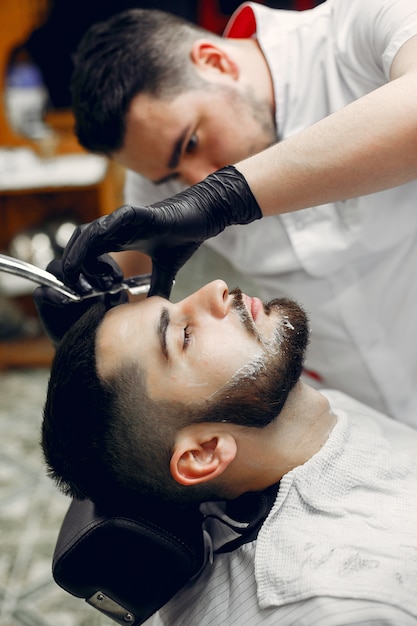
[42,279,417,625]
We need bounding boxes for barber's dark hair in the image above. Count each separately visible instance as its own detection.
[70,9,216,155]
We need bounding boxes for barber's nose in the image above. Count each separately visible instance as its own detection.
[184,280,229,318]
[180,161,217,186]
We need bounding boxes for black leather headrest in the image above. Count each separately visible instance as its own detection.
[52,497,205,625]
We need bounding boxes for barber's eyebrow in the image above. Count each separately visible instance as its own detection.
[158,307,170,361]
[153,126,190,185]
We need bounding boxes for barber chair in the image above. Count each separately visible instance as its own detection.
[52,497,206,625]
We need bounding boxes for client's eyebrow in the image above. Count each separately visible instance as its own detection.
[158,307,170,360]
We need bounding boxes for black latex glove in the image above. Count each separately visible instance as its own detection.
[61,165,262,298]
[33,256,128,346]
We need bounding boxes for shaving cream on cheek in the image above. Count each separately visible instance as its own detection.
[208,351,267,400]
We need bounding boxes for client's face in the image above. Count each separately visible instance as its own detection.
[96,280,308,405]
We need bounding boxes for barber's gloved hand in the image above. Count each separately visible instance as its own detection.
[33,256,128,346]
[61,165,262,298]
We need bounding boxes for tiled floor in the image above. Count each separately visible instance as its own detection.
[0,368,115,626]
[0,246,255,626]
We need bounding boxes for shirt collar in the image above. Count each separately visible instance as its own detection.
[224,2,257,39]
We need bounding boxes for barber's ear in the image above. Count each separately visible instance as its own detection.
[190,40,239,80]
[170,428,237,486]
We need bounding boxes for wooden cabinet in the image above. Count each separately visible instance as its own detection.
[0,0,128,369]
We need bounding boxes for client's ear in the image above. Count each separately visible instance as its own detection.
[170,426,237,486]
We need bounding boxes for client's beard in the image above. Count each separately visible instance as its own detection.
[193,294,310,429]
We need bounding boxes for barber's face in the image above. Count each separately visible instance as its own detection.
[97,280,305,404]
[113,84,277,186]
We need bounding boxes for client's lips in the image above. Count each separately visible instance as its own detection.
[243,294,262,321]
[250,296,262,322]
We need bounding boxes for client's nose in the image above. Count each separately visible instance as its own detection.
[186,280,229,318]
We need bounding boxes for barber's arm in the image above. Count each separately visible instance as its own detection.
[238,34,417,216]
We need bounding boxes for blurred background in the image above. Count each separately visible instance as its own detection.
[0,1,322,624]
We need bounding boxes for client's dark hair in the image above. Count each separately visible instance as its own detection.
[71,8,216,154]
[42,303,110,502]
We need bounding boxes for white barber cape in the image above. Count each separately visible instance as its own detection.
[145,391,417,626]
[124,0,417,426]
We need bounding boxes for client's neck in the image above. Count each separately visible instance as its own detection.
[274,382,337,468]
[234,382,337,494]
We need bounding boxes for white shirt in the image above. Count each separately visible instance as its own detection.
[124,0,417,426]
[145,390,417,626]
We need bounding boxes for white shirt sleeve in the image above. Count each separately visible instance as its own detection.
[330,0,417,80]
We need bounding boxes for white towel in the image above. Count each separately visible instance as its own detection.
[255,411,417,617]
